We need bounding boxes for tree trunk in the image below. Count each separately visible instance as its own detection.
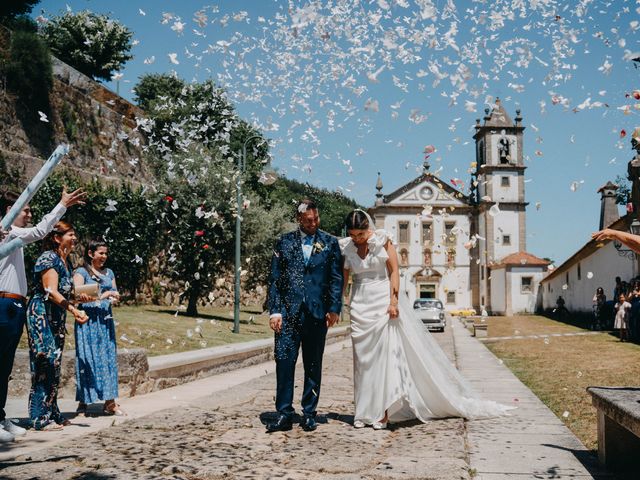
[186,287,199,317]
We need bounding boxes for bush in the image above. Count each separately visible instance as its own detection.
[26,172,160,300]
[1,26,52,111]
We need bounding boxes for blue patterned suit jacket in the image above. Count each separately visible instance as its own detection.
[268,229,343,322]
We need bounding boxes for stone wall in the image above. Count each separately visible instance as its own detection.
[9,348,148,399]
[0,42,152,186]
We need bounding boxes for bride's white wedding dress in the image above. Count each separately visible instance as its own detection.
[340,229,513,424]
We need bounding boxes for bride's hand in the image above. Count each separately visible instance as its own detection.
[388,304,399,319]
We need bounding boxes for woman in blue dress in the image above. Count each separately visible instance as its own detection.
[73,239,123,416]
[27,221,88,430]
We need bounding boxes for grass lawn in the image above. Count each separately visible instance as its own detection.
[18,304,280,356]
[482,315,640,451]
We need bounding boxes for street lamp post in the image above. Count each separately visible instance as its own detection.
[233,135,277,334]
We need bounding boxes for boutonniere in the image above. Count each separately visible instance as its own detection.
[312,241,325,255]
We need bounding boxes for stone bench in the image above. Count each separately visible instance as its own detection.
[472,323,488,338]
[587,386,640,472]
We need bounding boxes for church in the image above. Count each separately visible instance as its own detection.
[368,99,549,315]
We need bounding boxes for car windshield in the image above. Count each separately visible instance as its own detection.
[413,299,443,309]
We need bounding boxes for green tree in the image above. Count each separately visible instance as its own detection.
[155,151,238,316]
[40,11,133,82]
[268,177,362,236]
[0,0,40,19]
[132,73,185,112]
[615,175,631,206]
[1,25,52,111]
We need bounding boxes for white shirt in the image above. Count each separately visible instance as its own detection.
[0,203,67,297]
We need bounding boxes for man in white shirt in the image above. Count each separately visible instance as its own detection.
[0,187,85,442]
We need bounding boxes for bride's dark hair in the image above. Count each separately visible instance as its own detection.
[345,209,369,230]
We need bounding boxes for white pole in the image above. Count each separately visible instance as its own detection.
[0,144,70,260]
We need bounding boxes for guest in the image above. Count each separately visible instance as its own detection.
[73,240,124,416]
[0,188,85,442]
[613,276,623,301]
[26,221,88,430]
[614,293,631,342]
[629,280,640,341]
[592,287,606,331]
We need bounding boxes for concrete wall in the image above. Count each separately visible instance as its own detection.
[541,242,637,313]
[490,268,506,313]
[510,267,546,314]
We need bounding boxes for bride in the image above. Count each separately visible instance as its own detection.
[340,209,513,429]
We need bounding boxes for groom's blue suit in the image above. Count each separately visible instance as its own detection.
[268,229,343,419]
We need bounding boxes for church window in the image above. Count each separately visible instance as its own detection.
[577,263,581,280]
[501,176,510,187]
[398,221,410,244]
[423,248,432,266]
[481,267,485,280]
[399,248,409,267]
[422,221,433,244]
[477,139,485,165]
[502,234,511,246]
[420,284,436,299]
[498,135,511,164]
[446,291,456,304]
[566,273,569,286]
[444,222,456,246]
[446,248,456,267]
[521,276,533,293]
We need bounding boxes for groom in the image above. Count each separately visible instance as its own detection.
[266,199,343,433]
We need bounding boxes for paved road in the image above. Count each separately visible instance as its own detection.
[0,325,472,479]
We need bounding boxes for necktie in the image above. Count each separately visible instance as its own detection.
[302,235,314,265]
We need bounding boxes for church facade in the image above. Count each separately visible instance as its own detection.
[369,99,549,314]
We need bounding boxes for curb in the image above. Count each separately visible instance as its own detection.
[146,325,351,384]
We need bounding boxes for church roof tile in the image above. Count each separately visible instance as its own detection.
[492,251,550,268]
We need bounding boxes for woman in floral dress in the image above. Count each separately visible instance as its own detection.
[73,239,123,416]
[26,221,88,430]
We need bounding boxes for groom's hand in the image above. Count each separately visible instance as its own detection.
[326,312,340,328]
[269,315,282,334]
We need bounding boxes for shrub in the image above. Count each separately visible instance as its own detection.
[1,27,52,111]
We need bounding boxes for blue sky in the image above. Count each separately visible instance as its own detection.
[35,0,640,266]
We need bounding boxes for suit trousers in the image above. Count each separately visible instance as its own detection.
[0,296,26,421]
[274,306,327,419]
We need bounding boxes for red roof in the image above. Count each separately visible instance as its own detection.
[492,251,550,269]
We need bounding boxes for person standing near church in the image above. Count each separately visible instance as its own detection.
[73,239,124,416]
[0,187,86,442]
[266,199,343,433]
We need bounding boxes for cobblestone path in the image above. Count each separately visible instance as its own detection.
[0,328,471,480]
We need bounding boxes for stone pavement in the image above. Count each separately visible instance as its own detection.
[0,319,612,479]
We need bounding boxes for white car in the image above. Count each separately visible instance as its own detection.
[413,299,446,332]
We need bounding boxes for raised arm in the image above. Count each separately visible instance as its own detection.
[9,187,85,245]
[592,228,640,254]
[385,240,400,319]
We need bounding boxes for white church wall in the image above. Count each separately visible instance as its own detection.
[491,172,520,203]
[490,268,506,313]
[541,242,637,313]
[491,211,520,262]
[510,267,546,314]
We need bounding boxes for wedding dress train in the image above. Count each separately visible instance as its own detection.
[340,230,513,424]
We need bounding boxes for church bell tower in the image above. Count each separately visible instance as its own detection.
[470,98,527,311]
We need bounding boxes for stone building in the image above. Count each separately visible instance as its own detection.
[369,99,549,314]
